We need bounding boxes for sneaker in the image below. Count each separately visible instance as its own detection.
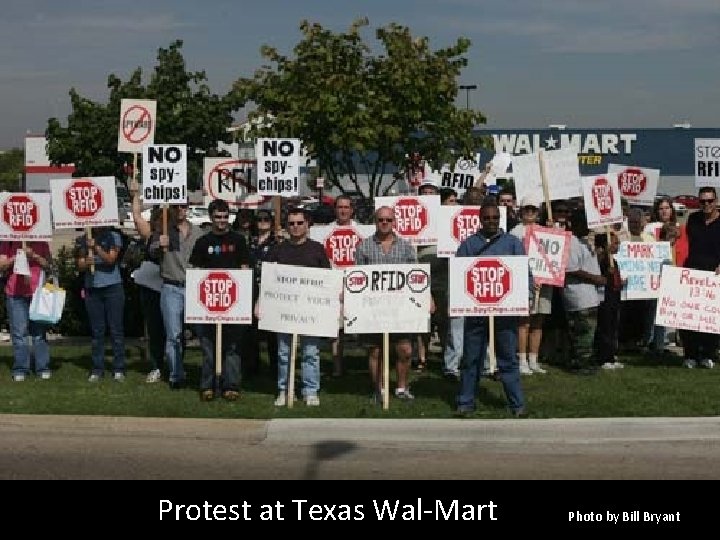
[700,359,715,369]
[12,373,25,382]
[200,389,215,402]
[394,388,415,400]
[529,362,547,374]
[683,359,697,369]
[145,369,162,383]
[88,374,101,383]
[613,362,624,369]
[601,362,617,370]
[274,393,287,407]
[519,362,533,375]
[304,395,320,407]
[0,331,10,342]
[113,372,125,382]
[222,390,240,401]
[38,371,52,380]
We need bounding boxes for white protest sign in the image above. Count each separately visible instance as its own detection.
[608,163,659,206]
[582,174,624,228]
[523,225,571,287]
[13,249,30,276]
[436,205,507,257]
[142,144,187,204]
[617,241,673,260]
[374,195,440,246]
[616,241,673,300]
[0,192,53,241]
[343,264,431,334]
[308,224,376,268]
[512,148,580,206]
[118,99,156,153]
[203,158,267,208]
[258,263,343,337]
[50,176,119,229]
[255,138,301,197]
[435,155,482,195]
[449,256,529,316]
[655,266,720,334]
[185,269,253,324]
[490,152,513,175]
[695,138,720,188]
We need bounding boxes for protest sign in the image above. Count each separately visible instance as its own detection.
[185,269,253,324]
[118,99,156,153]
[512,148,581,206]
[255,138,301,197]
[374,195,440,246]
[308,224,376,267]
[523,225,571,286]
[655,266,720,334]
[616,241,673,300]
[582,174,624,228]
[0,192,53,241]
[436,205,507,257]
[695,138,720,188]
[142,144,187,204]
[608,163,659,206]
[203,158,267,208]
[50,176,119,228]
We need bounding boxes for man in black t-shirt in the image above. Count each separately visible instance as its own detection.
[189,199,250,401]
[259,208,331,407]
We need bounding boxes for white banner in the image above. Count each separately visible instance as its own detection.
[582,174,624,228]
[608,163,659,206]
[523,225,571,287]
[185,269,253,324]
[308,224,376,268]
[655,266,720,334]
[436,205,507,257]
[616,241,673,300]
[374,195,440,246]
[0,193,53,241]
[202,158,267,208]
[258,264,343,337]
[142,144,187,204]
[512,148,581,206]
[343,264,431,334]
[118,99,156,153]
[449,256,530,316]
[50,176,119,229]
[695,138,720,188]
[255,138,301,197]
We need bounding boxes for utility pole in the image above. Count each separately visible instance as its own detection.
[458,84,478,110]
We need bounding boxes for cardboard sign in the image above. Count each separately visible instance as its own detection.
[523,225,571,287]
[258,263,343,337]
[374,195,440,246]
[616,241,673,300]
[50,176,119,229]
[695,138,720,188]
[436,205,507,257]
[118,99,156,153]
[202,158,268,208]
[308,224,376,268]
[513,148,581,206]
[343,264,431,334]
[255,138,301,197]
[0,192,53,241]
[449,256,529,316]
[582,174,624,228]
[607,163,659,206]
[655,266,720,334]
[142,144,187,204]
[185,269,253,324]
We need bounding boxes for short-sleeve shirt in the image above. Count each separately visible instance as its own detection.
[563,235,600,312]
[77,230,123,289]
[0,241,51,297]
[264,239,331,269]
[189,231,250,269]
[355,233,417,265]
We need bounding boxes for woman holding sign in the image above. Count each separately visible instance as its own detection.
[0,242,53,381]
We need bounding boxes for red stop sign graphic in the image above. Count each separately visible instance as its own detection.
[199,271,238,313]
[617,168,647,197]
[591,176,614,216]
[64,179,104,218]
[451,208,480,243]
[325,228,361,267]
[2,194,38,232]
[394,197,428,236]
[465,259,511,305]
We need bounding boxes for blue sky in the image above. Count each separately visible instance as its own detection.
[2,0,718,148]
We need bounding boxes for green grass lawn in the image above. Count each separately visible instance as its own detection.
[1,341,719,419]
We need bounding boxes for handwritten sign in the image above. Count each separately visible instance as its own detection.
[655,266,720,334]
[523,225,571,287]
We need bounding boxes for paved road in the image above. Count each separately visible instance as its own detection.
[1,414,719,479]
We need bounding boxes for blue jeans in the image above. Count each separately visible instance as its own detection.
[277,333,320,397]
[443,316,464,375]
[457,316,524,412]
[7,294,50,376]
[160,283,186,383]
[139,286,165,372]
[196,324,242,392]
[84,283,125,375]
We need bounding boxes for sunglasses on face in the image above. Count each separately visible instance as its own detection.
[287,221,306,226]
[700,198,716,205]
[377,218,394,223]
[212,214,229,220]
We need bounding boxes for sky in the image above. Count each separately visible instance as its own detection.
[1,0,719,149]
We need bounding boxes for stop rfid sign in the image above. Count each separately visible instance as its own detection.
[591,176,614,217]
[325,228,361,267]
[0,193,52,240]
[65,179,103,219]
[466,259,511,305]
[200,271,238,313]
[185,269,253,324]
[394,197,428,237]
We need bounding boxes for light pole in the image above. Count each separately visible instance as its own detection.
[458,84,478,110]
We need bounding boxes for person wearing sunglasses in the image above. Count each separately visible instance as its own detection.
[259,208,331,407]
[680,187,720,369]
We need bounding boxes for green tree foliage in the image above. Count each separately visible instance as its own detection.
[46,40,234,190]
[0,148,24,192]
[231,19,487,200]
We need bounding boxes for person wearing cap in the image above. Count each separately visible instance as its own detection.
[418,181,439,196]
[510,195,551,375]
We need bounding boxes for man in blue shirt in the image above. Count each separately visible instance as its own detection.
[455,202,529,418]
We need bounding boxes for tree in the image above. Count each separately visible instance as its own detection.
[46,40,234,190]
[230,19,487,200]
[0,148,24,192]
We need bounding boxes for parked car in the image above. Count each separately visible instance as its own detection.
[674,194,700,210]
[187,206,212,229]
